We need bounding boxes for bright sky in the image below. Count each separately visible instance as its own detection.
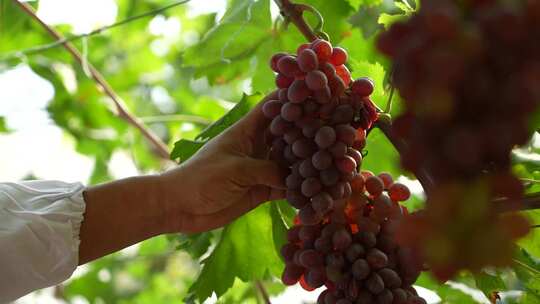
[2,1,443,303]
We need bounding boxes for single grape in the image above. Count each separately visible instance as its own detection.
[288,79,311,103]
[286,190,309,209]
[311,40,333,61]
[350,175,366,193]
[270,116,291,136]
[392,289,408,304]
[278,55,302,77]
[346,243,366,262]
[262,100,283,119]
[312,192,333,213]
[357,216,381,234]
[320,167,340,186]
[281,102,304,122]
[388,183,411,202]
[270,52,287,72]
[330,47,348,65]
[315,126,337,149]
[347,148,363,167]
[335,65,351,86]
[329,141,348,158]
[377,234,397,254]
[367,248,389,269]
[297,43,310,55]
[284,128,303,145]
[286,173,303,190]
[343,181,352,197]
[298,48,319,72]
[352,258,370,280]
[365,176,385,196]
[320,61,337,79]
[336,155,357,174]
[366,273,385,294]
[378,268,402,289]
[329,74,346,97]
[351,77,374,97]
[276,73,294,88]
[335,124,357,145]
[300,158,319,178]
[314,236,332,254]
[302,177,323,197]
[312,150,333,170]
[299,249,324,268]
[293,138,317,159]
[314,86,332,104]
[306,268,326,288]
[332,228,352,251]
[378,172,394,189]
[306,70,328,90]
[282,264,304,285]
[281,243,299,261]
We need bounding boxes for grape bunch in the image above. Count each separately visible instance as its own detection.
[281,172,427,304]
[376,0,536,280]
[263,39,378,226]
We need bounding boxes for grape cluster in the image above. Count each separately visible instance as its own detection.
[281,172,426,304]
[377,0,536,280]
[264,39,378,226]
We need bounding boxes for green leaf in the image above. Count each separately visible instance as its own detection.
[415,273,478,303]
[170,93,263,161]
[170,139,206,162]
[177,233,214,259]
[345,0,383,9]
[270,201,289,258]
[513,247,540,300]
[0,117,8,133]
[182,0,271,82]
[196,93,262,141]
[473,271,506,300]
[378,13,408,29]
[362,128,401,176]
[188,204,283,302]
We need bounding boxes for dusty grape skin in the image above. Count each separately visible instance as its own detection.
[262,100,283,119]
[301,177,323,197]
[312,150,333,171]
[281,102,304,122]
[306,70,329,91]
[288,79,312,103]
[298,48,319,72]
[277,55,302,77]
[315,126,337,149]
[351,77,374,97]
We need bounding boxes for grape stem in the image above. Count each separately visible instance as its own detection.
[255,281,272,304]
[275,0,540,213]
[12,0,172,161]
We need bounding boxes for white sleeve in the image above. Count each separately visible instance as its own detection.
[0,181,86,303]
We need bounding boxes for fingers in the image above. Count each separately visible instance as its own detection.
[233,90,279,138]
[238,158,286,189]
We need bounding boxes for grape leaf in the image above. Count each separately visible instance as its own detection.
[188,203,284,302]
[415,273,477,303]
[270,201,290,257]
[362,128,401,176]
[473,271,506,300]
[0,117,8,133]
[345,0,383,9]
[170,93,263,161]
[177,233,215,259]
[513,247,540,300]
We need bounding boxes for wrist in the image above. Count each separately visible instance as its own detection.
[155,168,186,234]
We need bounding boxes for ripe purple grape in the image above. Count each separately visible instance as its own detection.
[301,177,323,197]
[288,79,311,103]
[312,150,333,170]
[262,100,283,119]
[315,126,337,149]
[298,48,319,72]
[277,55,302,77]
[312,192,333,213]
[306,70,328,91]
[281,102,303,122]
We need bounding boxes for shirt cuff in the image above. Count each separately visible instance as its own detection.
[0,180,86,303]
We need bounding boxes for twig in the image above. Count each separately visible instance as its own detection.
[255,281,272,304]
[274,0,318,42]
[13,0,171,160]
[493,193,540,213]
[1,0,192,61]
[140,114,212,126]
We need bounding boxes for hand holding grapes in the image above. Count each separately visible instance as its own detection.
[158,91,286,233]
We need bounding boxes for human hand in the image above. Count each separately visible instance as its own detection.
[159,92,286,233]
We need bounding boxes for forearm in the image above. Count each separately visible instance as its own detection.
[78,175,169,264]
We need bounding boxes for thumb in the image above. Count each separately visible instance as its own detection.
[239,158,286,189]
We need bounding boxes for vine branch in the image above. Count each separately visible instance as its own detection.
[1,0,192,61]
[13,0,171,160]
[255,281,272,304]
[274,0,318,42]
